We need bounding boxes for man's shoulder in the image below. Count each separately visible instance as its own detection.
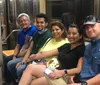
[30,25,36,29]
[29,25,37,31]
[18,29,23,34]
[44,29,51,35]
[26,25,37,36]
[42,29,51,39]
[85,43,92,51]
[33,29,51,38]
[35,29,51,35]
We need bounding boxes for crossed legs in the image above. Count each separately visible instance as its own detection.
[30,77,48,85]
[19,64,47,85]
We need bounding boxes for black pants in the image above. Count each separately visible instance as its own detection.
[3,55,16,83]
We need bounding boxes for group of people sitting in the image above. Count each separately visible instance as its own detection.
[3,13,100,85]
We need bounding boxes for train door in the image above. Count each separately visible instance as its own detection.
[2,0,39,50]
[0,0,39,84]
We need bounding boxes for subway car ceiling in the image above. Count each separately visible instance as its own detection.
[0,0,99,49]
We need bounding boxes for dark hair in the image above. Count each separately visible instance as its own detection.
[50,20,67,39]
[69,23,84,43]
[36,13,48,22]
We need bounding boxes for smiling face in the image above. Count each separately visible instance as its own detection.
[36,18,48,30]
[51,25,63,40]
[67,27,82,44]
[85,23,100,40]
[19,16,30,29]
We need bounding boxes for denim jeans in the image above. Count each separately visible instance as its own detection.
[7,57,23,81]
[17,61,37,79]
[17,64,27,79]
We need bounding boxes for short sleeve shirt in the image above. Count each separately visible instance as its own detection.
[57,43,85,69]
[31,29,51,54]
[17,25,37,48]
[40,38,69,61]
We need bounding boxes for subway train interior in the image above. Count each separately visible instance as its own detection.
[0,0,100,85]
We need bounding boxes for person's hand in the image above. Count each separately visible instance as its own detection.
[26,58,32,62]
[48,69,64,79]
[29,54,36,60]
[16,62,22,68]
[21,58,32,64]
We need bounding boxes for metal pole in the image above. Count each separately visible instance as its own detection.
[0,14,3,85]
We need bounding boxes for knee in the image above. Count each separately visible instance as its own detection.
[17,67,22,77]
[17,66,24,78]
[7,59,16,70]
[23,64,33,74]
[26,64,33,70]
[17,65,26,73]
[7,60,13,68]
[4,56,12,63]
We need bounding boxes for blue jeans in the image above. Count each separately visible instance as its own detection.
[17,61,35,79]
[17,64,27,79]
[7,57,23,80]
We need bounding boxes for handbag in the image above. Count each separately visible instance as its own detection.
[44,73,70,85]
[46,58,59,69]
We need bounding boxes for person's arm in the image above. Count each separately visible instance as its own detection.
[18,35,32,57]
[29,48,59,60]
[68,74,100,85]
[86,74,100,85]
[13,44,20,59]
[17,49,27,57]
[48,57,83,79]
[22,41,33,63]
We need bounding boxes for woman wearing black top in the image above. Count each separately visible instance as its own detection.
[19,23,85,85]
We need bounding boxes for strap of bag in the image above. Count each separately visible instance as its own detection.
[41,38,52,49]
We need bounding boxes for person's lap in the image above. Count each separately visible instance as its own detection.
[17,64,27,79]
[18,64,47,85]
[7,57,23,80]
[26,64,46,78]
[7,57,23,70]
[31,77,48,85]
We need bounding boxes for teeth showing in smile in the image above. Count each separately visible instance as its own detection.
[69,39,74,41]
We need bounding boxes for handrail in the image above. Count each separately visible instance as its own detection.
[2,29,20,44]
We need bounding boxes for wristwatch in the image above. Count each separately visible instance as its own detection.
[21,62,24,65]
[81,81,87,85]
[64,69,68,74]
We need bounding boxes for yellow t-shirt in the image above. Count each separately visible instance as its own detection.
[40,38,69,61]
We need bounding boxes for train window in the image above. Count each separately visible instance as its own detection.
[46,0,94,25]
